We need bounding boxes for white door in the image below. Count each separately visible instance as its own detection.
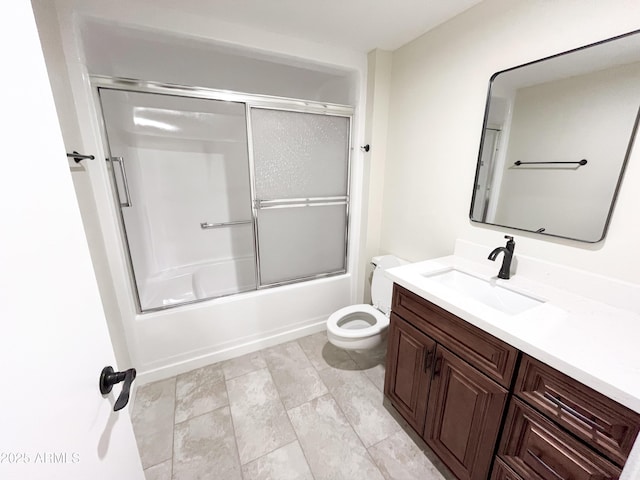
[0,4,143,480]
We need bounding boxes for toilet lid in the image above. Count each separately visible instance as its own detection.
[371,256,403,315]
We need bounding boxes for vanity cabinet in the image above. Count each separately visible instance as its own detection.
[384,312,435,434]
[384,284,640,480]
[385,285,517,480]
[390,284,519,388]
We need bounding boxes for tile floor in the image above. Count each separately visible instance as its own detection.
[132,331,456,480]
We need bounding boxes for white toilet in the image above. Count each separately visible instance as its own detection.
[327,255,405,350]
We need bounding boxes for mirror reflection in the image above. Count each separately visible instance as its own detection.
[471,30,640,242]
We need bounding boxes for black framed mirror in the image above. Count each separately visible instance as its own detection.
[470,30,640,243]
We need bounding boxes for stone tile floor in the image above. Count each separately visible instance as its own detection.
[132,331,456,480]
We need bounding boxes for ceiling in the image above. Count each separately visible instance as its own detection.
[128,0,483,53]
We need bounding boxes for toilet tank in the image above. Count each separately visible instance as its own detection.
[371,255,407,315]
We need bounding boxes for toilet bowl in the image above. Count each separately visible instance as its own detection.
[327,255,405,350]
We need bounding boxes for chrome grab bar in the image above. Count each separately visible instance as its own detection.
[110,157,132,208]
[200,220,252,229]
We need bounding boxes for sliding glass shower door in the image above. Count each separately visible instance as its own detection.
[96,78,353,312]
[250,108,350,286]
[99,89,256,311]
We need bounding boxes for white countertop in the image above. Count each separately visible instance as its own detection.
[385,253,640,415]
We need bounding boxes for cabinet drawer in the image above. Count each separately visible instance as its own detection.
[492,458,523,480]
[515,355,640,467]
[499,398,621,480]
[392,284,519,388]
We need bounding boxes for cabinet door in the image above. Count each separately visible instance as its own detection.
[384,313,436,435]
[424,346,508,480]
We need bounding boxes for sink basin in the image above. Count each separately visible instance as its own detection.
[423,269,543,315]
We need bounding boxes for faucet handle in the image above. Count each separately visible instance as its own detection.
[504,235,515,254]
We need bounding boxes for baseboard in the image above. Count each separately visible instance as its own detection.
[134,318,327,386]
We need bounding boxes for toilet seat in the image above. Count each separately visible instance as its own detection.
[326,254,405,350]
[326,304,389,339]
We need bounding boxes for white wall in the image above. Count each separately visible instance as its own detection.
[361,49,393,302]
[33,0,368,381]
[379,0,640,284]
[495,61,640,241]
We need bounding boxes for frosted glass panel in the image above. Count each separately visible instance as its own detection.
[258,205,347,285]
[251,109,349,199]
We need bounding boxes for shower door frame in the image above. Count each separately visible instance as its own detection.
[91,75,354,313]
[247,105,353,289]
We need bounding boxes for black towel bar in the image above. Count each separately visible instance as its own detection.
[67,151,95,163]
[514,159,587,166]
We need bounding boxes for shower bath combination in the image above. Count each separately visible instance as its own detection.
[95,76,354,312]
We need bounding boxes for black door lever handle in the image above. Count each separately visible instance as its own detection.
[100,366,137,411]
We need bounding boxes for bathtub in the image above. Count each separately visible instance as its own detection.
[192,257,257,300]
[140,257,257,310]
[133,255,353,382]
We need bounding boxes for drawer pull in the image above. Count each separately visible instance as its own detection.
[527,449,564,480]
[543,392,606,434]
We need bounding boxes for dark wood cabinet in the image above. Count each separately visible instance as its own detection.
[499,399,621,480]
[384,284,638,480]
[385,286,514,479]
[392,285,519,388]
[424,346,508,480]
[384,312,435,435]
[491,458,523,480]
[515,355,640,467]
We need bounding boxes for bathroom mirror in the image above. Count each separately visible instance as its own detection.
[470,30,640,242]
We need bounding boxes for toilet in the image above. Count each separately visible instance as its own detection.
[327,255,405,350]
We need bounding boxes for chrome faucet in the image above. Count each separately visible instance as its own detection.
[488,235,515,279]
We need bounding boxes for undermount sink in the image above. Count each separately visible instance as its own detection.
[423,268,543,315]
